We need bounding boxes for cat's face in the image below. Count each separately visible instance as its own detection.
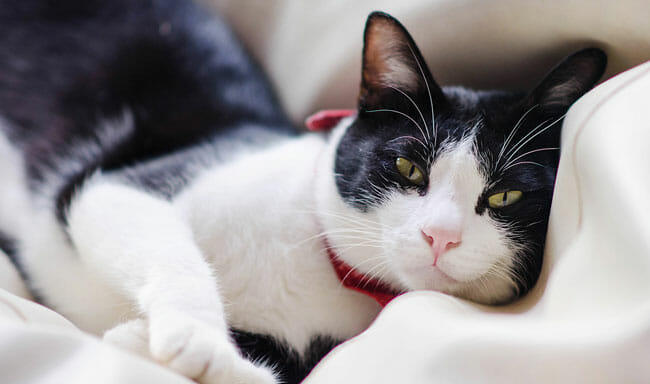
[324,12,606,304]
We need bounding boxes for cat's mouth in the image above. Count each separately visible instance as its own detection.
[431,266,458,284]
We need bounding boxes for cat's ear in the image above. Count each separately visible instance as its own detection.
[525,48,607,111]
[358,12,446,112]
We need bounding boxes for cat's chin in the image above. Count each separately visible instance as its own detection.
[399,265,462,293]
[454,276,519,305]
[399,265,517,305]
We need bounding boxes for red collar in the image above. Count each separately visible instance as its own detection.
[305,109,356,132]
[308,109,400,307]
[324,239,401,307]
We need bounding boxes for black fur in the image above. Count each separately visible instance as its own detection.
[1,0,306,379]
[0,0,295,222]
[232,330,340,383]
[0,4,606,382]
[335,12,607,300]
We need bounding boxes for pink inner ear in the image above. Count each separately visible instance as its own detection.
[305,109,356,131]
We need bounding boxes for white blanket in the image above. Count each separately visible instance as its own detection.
[305,61,650,383]
[1,1,650,382]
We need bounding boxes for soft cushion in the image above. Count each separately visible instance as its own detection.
[304,61,650,383]
[205,0,650,123]
[1,1,650,382]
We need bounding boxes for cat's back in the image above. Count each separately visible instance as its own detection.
[0,0,294,182]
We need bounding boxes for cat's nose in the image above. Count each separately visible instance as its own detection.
[421,228,462,265]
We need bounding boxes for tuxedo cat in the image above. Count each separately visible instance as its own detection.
[0,1,606,383]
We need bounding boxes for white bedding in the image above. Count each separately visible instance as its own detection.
[1,1,650,383]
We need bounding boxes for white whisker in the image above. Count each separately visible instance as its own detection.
[495,104,539,168]
[501,113,566,170]
[405,43,435,146]
[386,86,430,145]
[502,117,551,163]
[502,161,545,171]
[387,136,429,151]
[365,109,425,140]
[502,147,558,170]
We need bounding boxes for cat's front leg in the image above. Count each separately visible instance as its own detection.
[67,180,276,384]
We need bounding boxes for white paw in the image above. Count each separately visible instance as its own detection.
[103,318,150,358]
[148,311,277,384]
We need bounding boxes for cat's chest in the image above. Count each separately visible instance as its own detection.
[173,135,380,351]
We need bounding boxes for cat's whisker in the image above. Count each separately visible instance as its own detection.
[377,173,402,190]
[329,238,384,247]
[290,231,382,248]
[495,104,539,168]
[501,117,552,164]
[501,147,559,170]
[303,226,383,239]
[405,42,435,146]
[336,255,388,286]
[292,208,385,228]
[501,112,566,172]
[359,261,392,290]
[502,161,545,171]
[387,135,430,151]
[366,109,427,143]
[526,220,544,228]
[386,86,429,144]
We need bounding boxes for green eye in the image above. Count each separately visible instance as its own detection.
[395,157,424,185]
[488,190,523,208]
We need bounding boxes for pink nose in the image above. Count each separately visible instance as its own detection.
[421,228,462,266]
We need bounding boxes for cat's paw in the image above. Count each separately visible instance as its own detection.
[148,311,276,384]
[103,318,150,357]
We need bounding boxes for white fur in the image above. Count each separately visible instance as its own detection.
[3,113,520,383]
[316,123,517,304]
[3,123,379,383]
[174,133,379,352]
[0,118,33,237]
[0,119,32,298]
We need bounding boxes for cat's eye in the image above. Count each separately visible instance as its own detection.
[395,157,424,185]
[487,190,523,208]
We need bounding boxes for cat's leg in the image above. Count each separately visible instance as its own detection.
[67,179,276,384]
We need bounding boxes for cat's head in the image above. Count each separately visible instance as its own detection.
[319,11,606,304]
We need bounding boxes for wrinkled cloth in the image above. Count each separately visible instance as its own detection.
[2,1,650,383]
[305,62,650,383]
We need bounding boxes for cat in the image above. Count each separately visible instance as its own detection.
[0,1,607,383]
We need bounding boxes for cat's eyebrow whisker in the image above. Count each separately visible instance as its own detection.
[502,161,546,172]
[386,86,429,145]
[501,147,559,170]
[496,104,539,168]
[387,135,429,151]
[501,112,567,171]
[501,117,552,165]
[366,109,428,147]
[405,42,436,147]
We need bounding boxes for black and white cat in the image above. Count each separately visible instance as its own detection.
[0,1,606,383]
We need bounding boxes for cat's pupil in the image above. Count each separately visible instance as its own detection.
[408,166,415,178]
